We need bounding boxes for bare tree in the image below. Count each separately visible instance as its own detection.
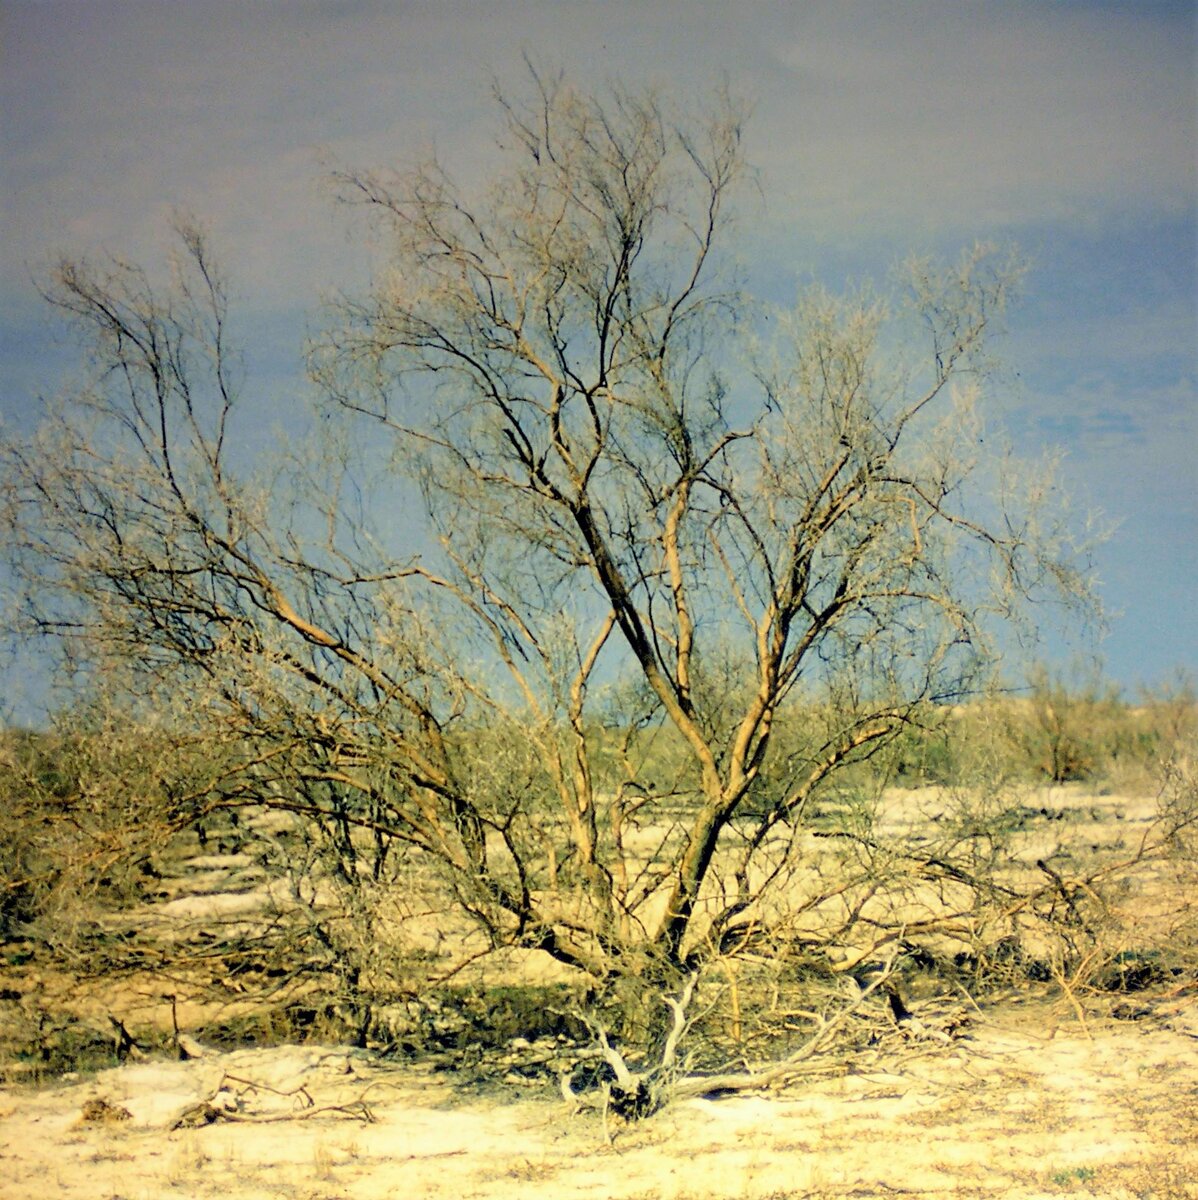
[313,69,1093,971]
[2,68,1097,1079]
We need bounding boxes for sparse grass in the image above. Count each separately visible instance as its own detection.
[166,1135,210,1186]
[83,1147,136,1164]
[311,1140,335,1180]
[502,1156,561,1181]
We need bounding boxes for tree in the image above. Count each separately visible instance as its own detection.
[2,68,1096,1090]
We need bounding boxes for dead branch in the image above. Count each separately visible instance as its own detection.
[672,957,900,1099]
[170,1071,376,1129]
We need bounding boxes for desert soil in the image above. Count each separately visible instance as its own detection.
[3,782,1195,1198]
[1,991,1195,1200]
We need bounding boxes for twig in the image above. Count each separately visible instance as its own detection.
[1049,956,1094,1042]
[219,1072,315,1107]
[214,1100,375,1124]
[952,979,986,1017]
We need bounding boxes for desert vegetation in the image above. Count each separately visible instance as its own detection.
[0,677,1193,1083]
[1,68,1195,1132]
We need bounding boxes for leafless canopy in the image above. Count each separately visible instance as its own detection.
[2,67,1096,1009]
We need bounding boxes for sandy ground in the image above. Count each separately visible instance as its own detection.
[1,992,1195,1200]
[2,781,1194,1198]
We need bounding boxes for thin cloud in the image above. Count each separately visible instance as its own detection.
[757,2,1194,233]
[4,3,1192,304]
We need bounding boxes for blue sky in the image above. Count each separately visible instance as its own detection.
[2,0,1195,698]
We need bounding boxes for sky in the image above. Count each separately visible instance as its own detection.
[1,0,1196,706]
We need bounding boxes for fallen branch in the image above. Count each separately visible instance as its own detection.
[671,958,900,1099]
[170,1072,376,1130]
[172,1099,374,1128]
[218,1072,315,1107]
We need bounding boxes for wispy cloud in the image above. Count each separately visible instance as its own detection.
[757,2,1194,231]
[3,2,1192,305]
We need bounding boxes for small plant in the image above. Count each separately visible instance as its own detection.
[312,1141,334,1181]
[1051,1165,1097,1186]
